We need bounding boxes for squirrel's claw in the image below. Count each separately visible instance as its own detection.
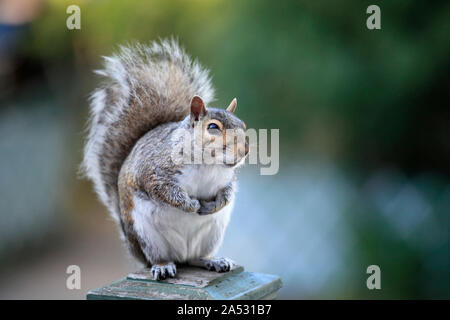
[150,262,177,280]
[184,198,201,213]
[198,199,217,215]
[198,192,230,215]
[203,257,234,272]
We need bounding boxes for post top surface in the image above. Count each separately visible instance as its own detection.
[127,264,244,288]
[87,266,282,300]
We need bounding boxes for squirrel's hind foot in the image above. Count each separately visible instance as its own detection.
[150,262,177,280]
[190,257,234,273]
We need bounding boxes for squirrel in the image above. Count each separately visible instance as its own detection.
[82,39,249,280]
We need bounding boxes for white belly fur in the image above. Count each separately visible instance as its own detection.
[131,165,235,263]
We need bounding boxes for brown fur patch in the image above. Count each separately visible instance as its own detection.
[118,173,136,225]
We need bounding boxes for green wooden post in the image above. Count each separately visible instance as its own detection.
[87,265,282,300]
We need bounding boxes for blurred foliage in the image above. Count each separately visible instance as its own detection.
[21,0,450,174]
[348,171,450,298]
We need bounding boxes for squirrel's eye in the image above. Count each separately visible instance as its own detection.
[207,123,220,130]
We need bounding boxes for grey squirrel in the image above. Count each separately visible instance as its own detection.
[82,39,249,280]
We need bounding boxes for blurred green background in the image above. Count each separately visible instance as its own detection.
[0,0,449,299]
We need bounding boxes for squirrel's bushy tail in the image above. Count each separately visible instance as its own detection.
[82,39,215,220]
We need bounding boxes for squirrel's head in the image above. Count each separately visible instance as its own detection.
[188,95,249,167]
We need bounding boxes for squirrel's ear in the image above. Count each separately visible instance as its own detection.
[226,98,237,113]
[190,95,207,121]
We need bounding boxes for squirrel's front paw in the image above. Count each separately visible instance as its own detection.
[184,198,201,213]
[215,191,230,211]
[198,199,218,215]
[198,194,229,215]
